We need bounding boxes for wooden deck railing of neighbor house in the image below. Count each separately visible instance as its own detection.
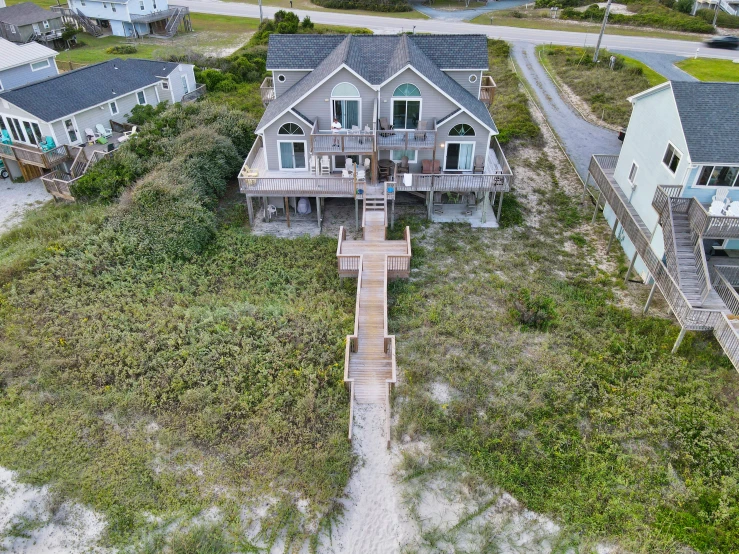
[260,76,275,106]
[589,155,722,331]
[479,75,496,106]
[182,84,206,103]
[40,169,76,201]
[376,123,436,150]
[110,120,135,134]
[12,144,72,169]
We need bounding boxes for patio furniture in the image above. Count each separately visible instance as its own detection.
[95,123,112,138]
[117,125,138,143]
[379,117,394,138]
[415,121,427,141]
[350,125,360,134]
[709,200,726,216]
[378,158,394,180]
[713,188,730,205]
[96,136,108,145]
[320,156,331,175]
[473,155,485,174]
[39,136,56,152]
[0,129,11,144]
[266,204,277,221]
[396,156,410,175]
[85,128,97,143]
[727,201,739,218]
[422,159,440,174]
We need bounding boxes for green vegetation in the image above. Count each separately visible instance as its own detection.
[105,45,138,55]
[696,7,739,28]
[391,148,739,551]
[0,102,354,549]
[676,58,739,82]
[537,45,667,128]
[224,0,428,17]
[311,0,412,13]
[558,2,714,33]
[487,40,541,144]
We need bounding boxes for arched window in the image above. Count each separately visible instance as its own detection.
[393,83,421,97]
[278,123,304,135]
[331,82,360,97]
[449,124,475,137]
[331,82,360,129]
[392,84,421,129]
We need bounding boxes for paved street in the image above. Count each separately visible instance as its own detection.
[179,0,739,59]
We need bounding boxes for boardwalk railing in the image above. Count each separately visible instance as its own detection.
[387,226,412,279]
[337,226,361,277]
[589,155,722,331]
[344,253,363,441]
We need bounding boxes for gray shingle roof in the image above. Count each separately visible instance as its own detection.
[257,34,496,134]
[0,58,179,122]
[670,81,739,165]
[0,2,61,26]
[408,34,489,70]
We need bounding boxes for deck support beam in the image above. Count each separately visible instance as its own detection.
[624,251,638,284]
[497,191,503,222]
[246,196,254,226]
[262,197,268,222]
[427,191,433,221]
[643,281,657,315]
[606,219,619,254]
[284,197,290,229]
[672,327,686,354]
[316,196,322,231]
[355,197,359,230]
[591,191,602,224]
[390,197,395,230]
[481,191,488,224]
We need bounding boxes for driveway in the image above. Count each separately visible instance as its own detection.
[510,42,623,180]
[611,50,697,82]
[413,0,530,21]
[0,178,52,233]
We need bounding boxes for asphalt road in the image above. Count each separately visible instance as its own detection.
[180,0,739,59]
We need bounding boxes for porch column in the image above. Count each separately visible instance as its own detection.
[643,281,657,315]
[355,197,359,230]
[262,197,269,222]
[427,191,433,221]
[624,251,638,284]
[316,196,322,232]
[246,196,254,226]
[496,191,503,221]
[606,219,619,254]
[591,191,602,224]
[481,192,490,224]
[284,197,290,229]
[391,197,395,230]
[672,327,686,354]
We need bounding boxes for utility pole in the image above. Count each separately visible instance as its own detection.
[259,0,263,24]
[592,0,613,63]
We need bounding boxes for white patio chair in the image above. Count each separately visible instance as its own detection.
[117,125,138,143]
[727,201,739,217]
[320,156,330,176]
[709,200,726,216]
[713,188,730,204]
[95,123,112,138]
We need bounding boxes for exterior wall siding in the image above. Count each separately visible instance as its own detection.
[0,58,57,90]
[273,70,310,97]
[262,111,312,170]
[378,68,458,129]
[443,70,482,98]
[293,67,376,132]
[168,65,196,101]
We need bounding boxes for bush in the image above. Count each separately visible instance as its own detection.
[301,15,314,29]
[127,102,168,126]
[310,0,412,12]
[560,2,716,33]
[534,0,585,7]
[697,7,739,28]
[105,45,137,55]
[275,9,300,33]
[674,0,693,13]
[510,288,558,331]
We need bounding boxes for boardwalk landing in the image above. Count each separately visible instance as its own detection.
[337,186,411,439]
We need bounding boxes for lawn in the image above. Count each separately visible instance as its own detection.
[223,0,429,19]
[676,58,739,82]
[471,10,706,42]
[536,45,668,128]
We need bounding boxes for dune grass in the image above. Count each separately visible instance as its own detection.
[676,58,739,82]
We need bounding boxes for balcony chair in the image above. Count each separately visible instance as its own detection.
[320,156,331,176]
[422,159,440,174]
[396,156,410,176]
[415,120,427,141]
[85,128,97,144]
[39,136,56,152]
[709,188,729,216]
[95,123,112,139]
[379,117,394,138]
[473,155,485,174]
[117,126,138,143]
[342,160,354,179]
[1,129,12,144]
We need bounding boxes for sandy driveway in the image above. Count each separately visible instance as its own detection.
[0,178,52,233]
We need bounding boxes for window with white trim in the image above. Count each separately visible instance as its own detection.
[181,74,189,94]
[278,141,307,170]
[64,118,79,143]
[161,80,169,90]
[662,143,681,174]
[137,91,146,105]
[42,20,50,29]
[8,25,16,34]
[109,101,119,115]
[449,124,475,137]
[30,59,50,71]
[469,74,478,83]
[140,0,145,9]
[391,150,417,163]
[103,2,107,7]
[278,123,304,135]
[445,141,476,172]
[392,83,421,130]
[628,162,638,184]
[112,5,117,12]
[277,74,286,83]
[331,82,360,130]
[696,166,739,188]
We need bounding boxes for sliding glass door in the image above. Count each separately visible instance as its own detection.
[278,141,307,170]
[332,99,359,130]
[392,99,420,129]
[445,142,475,172]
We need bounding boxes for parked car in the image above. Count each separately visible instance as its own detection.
[704,36,739,49]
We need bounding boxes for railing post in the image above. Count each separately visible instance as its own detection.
[672,327,686,354]
[643,281,657,314]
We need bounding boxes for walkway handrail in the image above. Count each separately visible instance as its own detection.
[713,266,739,315]
[344,254,362,441]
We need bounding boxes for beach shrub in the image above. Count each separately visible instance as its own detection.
[127,102,168,126]
[310,0,412,11]
[511,288,558,330]
[105,45,137,54]
[560,2,715,33]
[301,15,315,29]
[697,7,739,28]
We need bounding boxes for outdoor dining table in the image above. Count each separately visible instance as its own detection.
[378,159,395,179]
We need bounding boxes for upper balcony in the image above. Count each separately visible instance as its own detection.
[130,7,178,24]
[310,119,375,156]
[0,142,74,170]
[479,75,496,107]
[260,76,275,107]
[376,122,436,151]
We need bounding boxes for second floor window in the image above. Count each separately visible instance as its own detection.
[662,143,681,174]
[697,166,739,188]
[140,0,145,9]
[331,82,360,131]
[30,60,50,71]
[153,0,157,8]
[110,101,119,115]
[42,20,50,29]
[449,124,475,137]
[137,91,146,105]
[628,162,638,184]
[392,83,421,130]
[278,123,304,135]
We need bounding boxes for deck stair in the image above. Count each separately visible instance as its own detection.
[163,6,189,38]
[337,188,411,443]
[71,9,103,37]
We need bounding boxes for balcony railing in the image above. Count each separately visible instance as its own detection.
[260,76,275,106]
[653,184,739,240]
[406,172,510,193]
[376,126,436,150]
[0,143,74,169]
[479,75,496,107]
[130,7,177,23]
[182,84,206,103]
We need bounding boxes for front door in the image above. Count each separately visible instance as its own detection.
[64,118,80,144]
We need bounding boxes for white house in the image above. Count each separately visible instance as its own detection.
[59,0,191,38]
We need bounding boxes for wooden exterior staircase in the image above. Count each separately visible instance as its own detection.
[337,185,411,445]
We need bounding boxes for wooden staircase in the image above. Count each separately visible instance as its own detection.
[337,189,412,442]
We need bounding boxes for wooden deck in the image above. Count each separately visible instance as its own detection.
[338,187,411,442]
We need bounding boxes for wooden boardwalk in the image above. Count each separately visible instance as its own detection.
[338,189,411,435]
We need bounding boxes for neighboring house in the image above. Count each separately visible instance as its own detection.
[588,80,739,365]
[0,37,58,91]
[55,0,191,38]
[0,2,65,48]
[0,57,196,182]
[693,0,738,16]
[240,33,512,228]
